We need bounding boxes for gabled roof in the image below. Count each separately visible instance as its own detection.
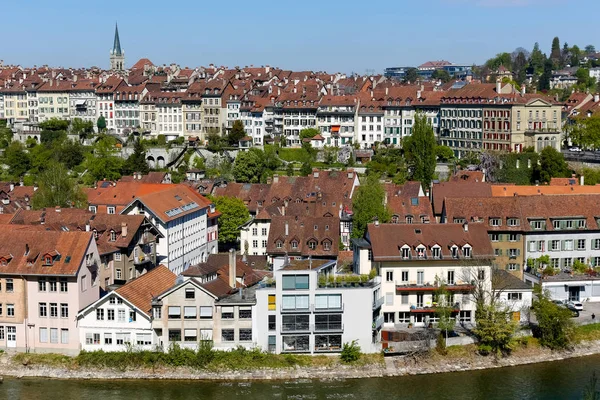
[115,265,177,314]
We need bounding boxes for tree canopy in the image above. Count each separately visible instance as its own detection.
[83,136,124,184]
[431,69,451,83]
[227,120,246,146]
[31,162,87,209]
[351,175,390,238]
[233,148,267,183]
[96,116,107,131]
[403,113,437,187]
[404,68,419,83]
[539,146,570,183]
[211,196,250,249]
[122,138,150,176]
[299,128,320,140]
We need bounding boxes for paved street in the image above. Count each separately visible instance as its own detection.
[573,301,600,325]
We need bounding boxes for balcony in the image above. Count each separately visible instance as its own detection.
[373,296,384,310]
[372,315,384,330]
[281,323,311,333]
[134,253,152,265]
[312,304,344,313]
[395,282,474,293]
[314,323,343,333]
[280,305,311,314]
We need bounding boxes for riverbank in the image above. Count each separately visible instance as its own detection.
[3,338,600,381]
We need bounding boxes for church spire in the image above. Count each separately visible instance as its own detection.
[112,23,122,56]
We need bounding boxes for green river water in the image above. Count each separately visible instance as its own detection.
[2,354,600,399]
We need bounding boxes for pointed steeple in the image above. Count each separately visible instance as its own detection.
[112,23,122,56]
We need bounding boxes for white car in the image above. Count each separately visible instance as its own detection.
[569,147,583,152]
[567,301,583,311]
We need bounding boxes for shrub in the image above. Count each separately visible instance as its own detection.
[340,340,361,363]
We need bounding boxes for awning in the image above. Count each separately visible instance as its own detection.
[331,126,340,133]
[75,100,86,106]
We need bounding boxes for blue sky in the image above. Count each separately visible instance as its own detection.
[3,0,598,73]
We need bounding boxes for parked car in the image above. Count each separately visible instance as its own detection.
[552,299,566,306]
[567,301,583,311]
[569,146,583,152]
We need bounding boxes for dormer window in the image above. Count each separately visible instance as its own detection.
[323,240,332,251]
[416,246,426,259]
[110,230,117,242]
[44,255,53,265]
[276,240,283,249]
[392,215,400,224]
[507,218,519,227]
[291,240,298,249]
[462,246,472,258]
[489,218,501,227]
[401,246,411,260]
[308,240,317,250]
[406,216,414,224]
[451,246,459,259]
[431,246,441,259]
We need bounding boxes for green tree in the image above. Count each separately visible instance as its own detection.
[39,118,69,132]
[71,118,94,141]
[96,116,107,131]
[262,144,282,172]
[206,133,224,153]
[227,120,246,146]
[83,136,123,184]
[340,340,361,363]
[474,303,518,355]
[538,58,553,91]
[0,126,13,149]
[550,37,562,67]
[286,162,294,176]
[404,68,419,83]
[538,146,569,183]
[531,285,575,349]
[432,69,452,83]
[211,196,250,248]
[513,51,528,85]
[299,128,320,140]
[299,161,312,176]
[570,116,600,149]
[530,42,546,75]
[435,145,455,162]
[585,45,597,55]
[434,280,456,352]
[233,148,265,183]
[403,113,437,187]
[122,139,150,176]
[55,140,85,170]
[4,142,31,178]
[31,162,87,209]
[570,45,582,67]
[351,174,390,238]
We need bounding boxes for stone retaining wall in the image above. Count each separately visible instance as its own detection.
[2,340,600,381]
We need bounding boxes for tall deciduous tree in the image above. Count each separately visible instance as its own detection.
[403,113,437,187]
[351,174,390,238]
[432,69,451,83]
[227,120,246,146]
[4,142,31,178]
[31,162,87,209]
[233,148,265,183]
[84,136,123,184]
[211,196,250,249]
[299,128,320,140]
[532,285,574,349]
[538,146,570,183]
[404,68,419,83]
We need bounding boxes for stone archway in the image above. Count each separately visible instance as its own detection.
[157,156,165,169]
[147,156,155,169]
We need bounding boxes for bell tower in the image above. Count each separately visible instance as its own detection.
[110,23,125,71]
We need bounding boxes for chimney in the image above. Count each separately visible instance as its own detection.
[33,184,38,192]
[581,175,585,186]
[9,183,14,192]
[595,93,600,103]
[374,217,379,226]
[496,79,502,94]
[85,221,91,232]
[463,222,469,232]
[55,206,61,213]
[273,175,279,183]
[228,248,236,288]
[521,85,526,96]
[385,87,389,96]
[121,222,128,238]
[285,221,289,236]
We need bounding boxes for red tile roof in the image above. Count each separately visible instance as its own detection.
[115,265,176,314]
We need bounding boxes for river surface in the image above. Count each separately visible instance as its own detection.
[2,355,600,399]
